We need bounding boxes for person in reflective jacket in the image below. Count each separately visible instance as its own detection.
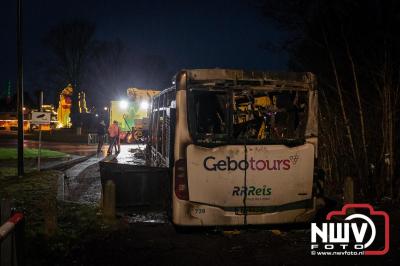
[107,120,120,155]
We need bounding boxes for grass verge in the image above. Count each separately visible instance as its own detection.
[0,148,67,160]
[0,171,109,266]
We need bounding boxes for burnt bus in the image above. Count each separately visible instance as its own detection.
[149,69,319,226]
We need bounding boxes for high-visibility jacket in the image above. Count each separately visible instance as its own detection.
[108,124,120,138]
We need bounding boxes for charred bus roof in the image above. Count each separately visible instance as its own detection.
[174,69,317,91]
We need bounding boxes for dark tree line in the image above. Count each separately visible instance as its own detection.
[258,0,400,201]
[33,19,171,127]
[42,20,96,127]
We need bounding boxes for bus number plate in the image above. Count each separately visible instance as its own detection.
[235,207,266,215]
[193,208,205,215]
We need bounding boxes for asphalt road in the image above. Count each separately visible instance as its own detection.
[0,138,146,159]
[0,138,101,156]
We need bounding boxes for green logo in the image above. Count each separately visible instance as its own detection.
[232,186,272,196]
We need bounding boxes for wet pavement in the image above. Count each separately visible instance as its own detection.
[59,143,168,224]
[60,144,145,204]
[108,144,147,165]
[122,211,168,224]
[64,155,105,179]
[63,155,105,203]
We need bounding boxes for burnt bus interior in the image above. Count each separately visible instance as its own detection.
[188,88,309,145]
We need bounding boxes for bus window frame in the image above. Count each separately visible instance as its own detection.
[150,87,177,167]
[186,86,308,147]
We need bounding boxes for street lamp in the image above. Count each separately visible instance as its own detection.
[103,106,110,125]
[119,100,128,110]
[17,0,24,176]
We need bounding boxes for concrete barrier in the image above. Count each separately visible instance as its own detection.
[99,161,170,210]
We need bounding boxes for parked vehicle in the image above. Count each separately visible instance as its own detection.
[109,88,159,143]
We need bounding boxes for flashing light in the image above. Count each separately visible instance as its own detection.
[119,100,128,110]
[104,107,108,111]
[140,101,149,110]
[95,114,99,117]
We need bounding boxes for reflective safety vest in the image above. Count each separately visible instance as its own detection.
[108,124,120,138]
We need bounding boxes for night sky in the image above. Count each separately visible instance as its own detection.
[0,0,288,106]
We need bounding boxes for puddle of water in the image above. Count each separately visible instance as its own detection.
[124,159,146,165]
[112,144,148,166]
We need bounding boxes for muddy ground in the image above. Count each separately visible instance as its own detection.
[61,219,399,266]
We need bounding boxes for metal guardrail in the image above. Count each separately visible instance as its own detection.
[88,133,109,145]
[0,199,25,266]
[87,133,98,145]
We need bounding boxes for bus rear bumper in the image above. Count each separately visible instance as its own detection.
[173,198,316,226]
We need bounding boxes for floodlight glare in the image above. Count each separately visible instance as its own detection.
[119,100,128,109]
[140,101,149,110]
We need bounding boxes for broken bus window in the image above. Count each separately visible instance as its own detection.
[188,87,308,145]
